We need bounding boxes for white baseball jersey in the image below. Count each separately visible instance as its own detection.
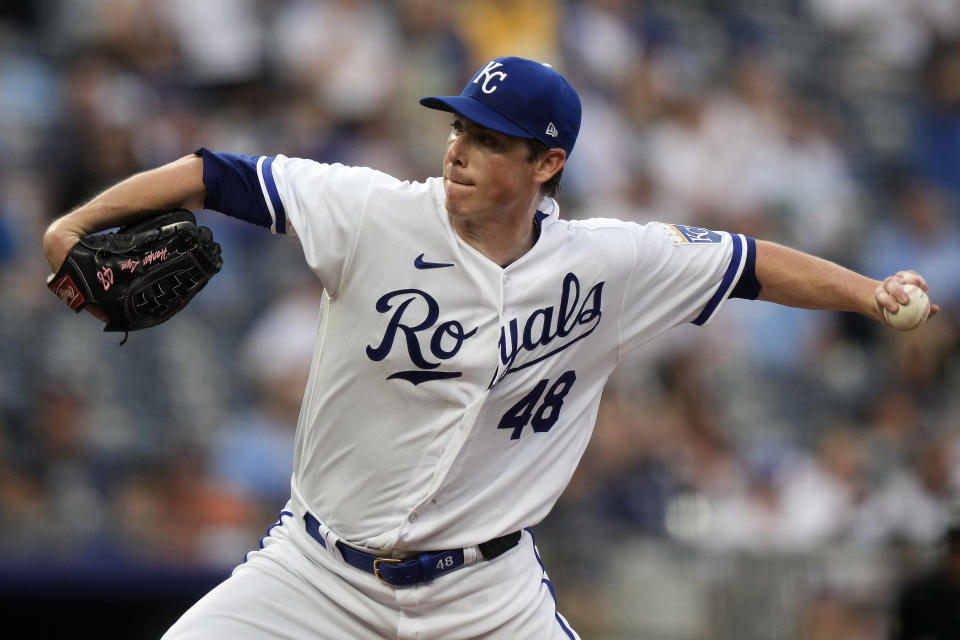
[244,155,751,553]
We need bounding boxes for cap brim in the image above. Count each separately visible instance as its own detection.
[419,95,533,140]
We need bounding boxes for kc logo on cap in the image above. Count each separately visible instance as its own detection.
[419,56,582,157]
[474,61,508,94]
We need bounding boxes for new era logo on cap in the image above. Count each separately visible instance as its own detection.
[419,56,582,157]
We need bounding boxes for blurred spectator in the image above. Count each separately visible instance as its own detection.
[891,521,960,639]
[391,0,471,178]
[860,388,923,488]
[210,280,322,516]
[14,386,110,557]
[0,458,48,556]
[775,98,865,260]
[0,46,60,167]
[157,0,265,86]
[853,433,957,547]
[860,176,960,342]
[909,40,960,209]
[157,445,258,568]
[573,390,681,535]
[709,426,867,552]
[775,426,866,550]
[647,52,792,236]
[42,0,180,74]
[707,439,800,552]
[111,448,258,569]
[454,0,560,68]
[268,0,401,126]
[716,297,833,373]
[642,88,720,225]
[644,48,864,259]
[111,460,174,560]
[45,49,148,215]
[562,0,646,96]
[656,351,743,498]
[564,90,647,211]
[807,0,960,71]
[798,589,880,640]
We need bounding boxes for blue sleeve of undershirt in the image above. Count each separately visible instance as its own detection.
[729,235,761,300]
[194,147,273,229]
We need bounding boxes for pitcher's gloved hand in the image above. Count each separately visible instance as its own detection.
[47,209,222,340]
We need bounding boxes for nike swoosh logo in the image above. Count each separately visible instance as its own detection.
[414,253,455,269]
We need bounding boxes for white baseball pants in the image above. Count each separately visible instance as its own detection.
[162,503,579,639]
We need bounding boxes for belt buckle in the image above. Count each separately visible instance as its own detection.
[372,557,402,585]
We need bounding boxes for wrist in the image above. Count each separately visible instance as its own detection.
[42,219,82,272]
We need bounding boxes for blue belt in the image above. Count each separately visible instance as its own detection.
[303,513,520,587]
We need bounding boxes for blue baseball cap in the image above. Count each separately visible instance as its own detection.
[420,56,582,157]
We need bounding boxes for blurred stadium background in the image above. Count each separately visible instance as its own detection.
[1,0,960,638]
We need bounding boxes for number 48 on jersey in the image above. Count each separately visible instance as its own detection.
[497,371,577,440]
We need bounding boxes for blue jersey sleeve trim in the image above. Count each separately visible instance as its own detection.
[691,233,745,326]
[194,147,273,229]
[260,156,287,234]
[729,236,760,300]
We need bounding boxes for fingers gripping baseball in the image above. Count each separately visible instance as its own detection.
[875,271,925,311]
[874,270,939,330]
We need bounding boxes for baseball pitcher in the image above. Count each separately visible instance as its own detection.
[43,57,937,639]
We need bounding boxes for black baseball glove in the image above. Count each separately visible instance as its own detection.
[47,209,222,340]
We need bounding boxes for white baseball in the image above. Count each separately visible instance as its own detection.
[883,284,930,331]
